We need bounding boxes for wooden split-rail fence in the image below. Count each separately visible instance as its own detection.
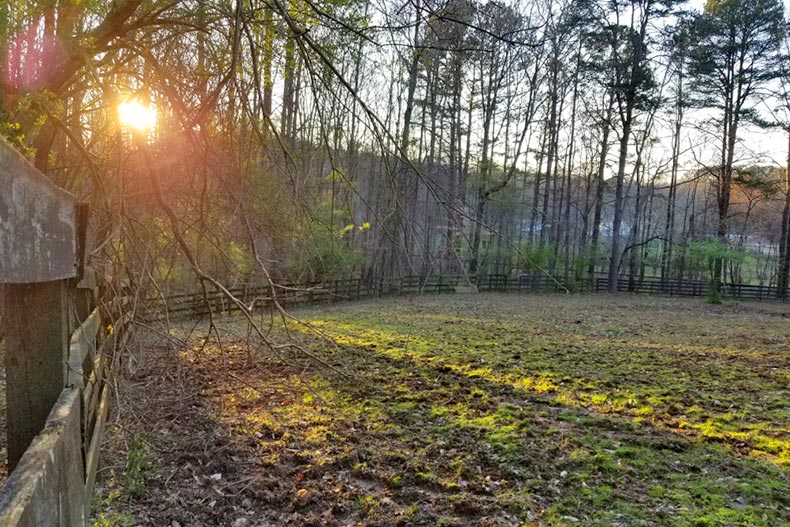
[592,275,786,301]
[147,275,461,320]
[0,136,129,526]
[477,274,784,301]
[148,272,787,321]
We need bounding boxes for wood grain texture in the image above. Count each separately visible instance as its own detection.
[83,383,110,513]
[0,136,77,283]
[0,389,84,527]
[3,281,69,469]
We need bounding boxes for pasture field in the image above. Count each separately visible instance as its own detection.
[96,294,790,527]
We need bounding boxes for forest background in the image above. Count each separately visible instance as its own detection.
[2,0,790,299]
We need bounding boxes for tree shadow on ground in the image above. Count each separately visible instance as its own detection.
[97,313,790,527]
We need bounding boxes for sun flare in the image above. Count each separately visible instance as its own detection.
[117,98,156,132]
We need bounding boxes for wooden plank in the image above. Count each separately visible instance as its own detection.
[82,382,94,422]
[83,383,110,512]
[67,342,86,389]
[67,308,100,389]
[74,308,100,352]
[76,267,97,290]
[0,389,84,527]
[75,267,97,322]
[0,136,78,283]
[3,280,70,470]
[84,351,106,435]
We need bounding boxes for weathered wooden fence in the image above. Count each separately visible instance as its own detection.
[476,274,571,293]
[144,275,462,320]
[593,276,786,301]
[0,284,129,526]
[0,136,128,526]
[143,274,573,320]
[147,273,787,320]
[478,274,786,300]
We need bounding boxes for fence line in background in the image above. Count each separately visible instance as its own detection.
[145,273,786,321]
[592,276,784,301]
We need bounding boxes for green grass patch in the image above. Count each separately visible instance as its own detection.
[179,294,790,526]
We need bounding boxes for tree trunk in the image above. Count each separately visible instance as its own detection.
[607,114,633,293]
[777,128,790,298]
[262,5,274,118]
[529,129,548,246]
[628,155,643,291]
[660,58,684,283]
[540,73,559,247]
[389,1,422,277]
[588,93,614,281]
[281,32,295,139]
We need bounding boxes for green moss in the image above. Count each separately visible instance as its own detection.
[183,294,790,526]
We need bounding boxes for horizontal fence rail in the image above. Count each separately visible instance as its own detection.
[143,275,463,321]
[593,276,784,301]
[476,274,570,293]
[0,390,84,526]
[145,274,787,321]
[0,278,130,527]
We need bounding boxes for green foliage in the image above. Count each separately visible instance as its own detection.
[706,287,722,305]
[687,239,729,284]
[582,4,670,114]
[227,241,254,278]
[689,0,784,110]
[124,435,151,498]
[288,174,365,281]
[570,245,600,286]
[89,434,150,525]
[516,243,556,273]
[688,239,750,303]
[0,115,32,157]
[90,511,134,527]
[733,166,782,196]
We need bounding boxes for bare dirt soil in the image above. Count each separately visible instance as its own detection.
[94,294,790,526]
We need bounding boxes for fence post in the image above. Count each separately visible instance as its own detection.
[1,137,79,470]
[4,282,71,469]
